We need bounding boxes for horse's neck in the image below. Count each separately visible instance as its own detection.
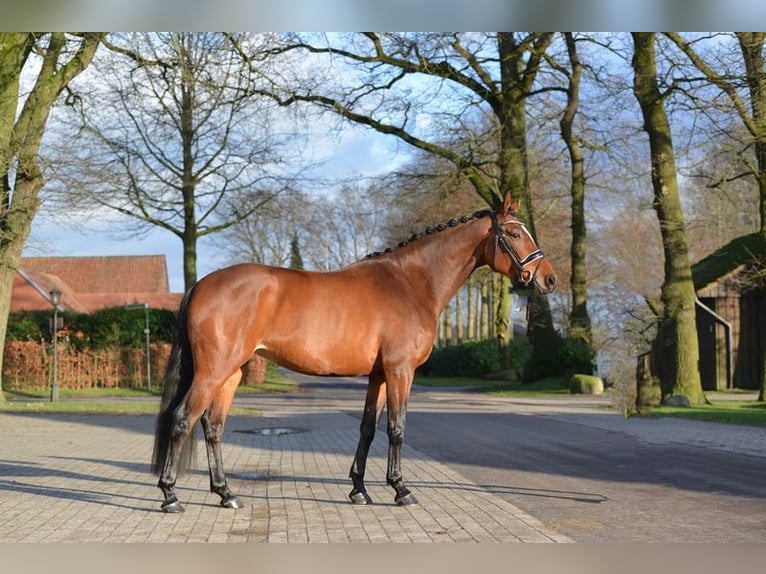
[393,217,491,314]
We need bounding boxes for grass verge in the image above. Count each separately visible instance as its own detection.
[415,375,766,427]
[0,372,296,415]
[647,400,766,428]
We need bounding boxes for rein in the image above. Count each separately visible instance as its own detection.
[487,211,545,286]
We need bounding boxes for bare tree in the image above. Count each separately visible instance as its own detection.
[47,33,303,291]
[214,182,393,271]
[213,187,309,268]
[305,183,394,270]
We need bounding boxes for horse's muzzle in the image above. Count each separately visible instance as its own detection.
[531,261,557,295]
[539,271,557,294]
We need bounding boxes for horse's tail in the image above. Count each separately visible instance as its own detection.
[151,287,197,476]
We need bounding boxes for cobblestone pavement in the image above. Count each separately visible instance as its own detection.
[3,379,764,544]
[0,392,571,543]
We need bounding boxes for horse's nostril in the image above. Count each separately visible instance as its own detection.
[546,274,557,290]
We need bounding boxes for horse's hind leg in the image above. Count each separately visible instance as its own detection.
[384,367,418,506]
[349,371,386,504]
[201,370,243,509]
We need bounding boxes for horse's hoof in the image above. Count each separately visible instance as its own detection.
[395,492,418,506]
[161,499,185,513]
[349,490,373,505]
[220,495,244,509]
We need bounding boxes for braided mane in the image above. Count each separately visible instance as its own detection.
[364,210,493,259]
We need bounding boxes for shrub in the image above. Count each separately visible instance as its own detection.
[569,373,604,395]
[504,338,534,372]
[637,378,662,407]
[418,338,534,379]
[524,330,594,382]
[6,311,50,342]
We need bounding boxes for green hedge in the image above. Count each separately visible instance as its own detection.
[418,338,533,378]
[418,334,594,382]
[7,308,177,350]
[524,330,594,381]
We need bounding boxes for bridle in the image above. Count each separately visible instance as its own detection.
[488,210,545,287]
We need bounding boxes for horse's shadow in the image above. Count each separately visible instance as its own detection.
[0,478,153,511]
[0,455,606,512]
[226,471,606,506]
[0,457,165,511]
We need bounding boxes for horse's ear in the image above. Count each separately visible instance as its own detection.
[500,194,518,215]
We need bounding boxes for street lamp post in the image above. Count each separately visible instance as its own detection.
[126,303,151,390]
[49,288,62,402]
[143,303,151,391]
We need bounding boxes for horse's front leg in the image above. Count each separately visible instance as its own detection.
[349,372,386,504]
[384,369,418,506]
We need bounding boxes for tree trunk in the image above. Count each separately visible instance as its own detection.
[496,33,556,354]
[631,33,706,405]
[444,301,454,346]
[0,33,103,404]
[180,42,199,292]
[466,281,475,340]
[560,33,593,351]
[480,274,490,339]
[182,223,198,292]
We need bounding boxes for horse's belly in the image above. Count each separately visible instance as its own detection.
[255,339,377,377]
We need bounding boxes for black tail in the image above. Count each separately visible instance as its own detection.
[151,288,197,476]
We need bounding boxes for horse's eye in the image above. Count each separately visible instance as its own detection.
[510,231,521,239]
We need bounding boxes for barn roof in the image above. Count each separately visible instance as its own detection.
[692,232,765,294]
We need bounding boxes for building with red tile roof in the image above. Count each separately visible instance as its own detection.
[12,255,184,313]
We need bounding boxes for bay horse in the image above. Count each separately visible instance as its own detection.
[151,194,557,513]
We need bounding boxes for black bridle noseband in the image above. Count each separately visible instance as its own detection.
[488,210,545,286]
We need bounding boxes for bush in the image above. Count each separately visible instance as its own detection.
[6,311,49,342]
[505,338,534,372]
[420,339,502,377]
[569,373,604,395]
[637,378,662,407]
[418,338,534,379]
[524,330,594,382]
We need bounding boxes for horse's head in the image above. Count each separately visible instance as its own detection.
[487,195,557,295]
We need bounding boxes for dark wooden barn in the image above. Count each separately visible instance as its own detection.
[692,233,766,391]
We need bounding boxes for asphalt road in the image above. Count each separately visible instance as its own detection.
[293,374,766,543]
